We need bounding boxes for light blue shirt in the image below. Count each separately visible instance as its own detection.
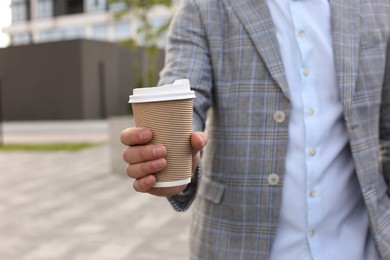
[267,0,379,259]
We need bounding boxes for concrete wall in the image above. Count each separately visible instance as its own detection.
[0,40,83,120]
[80,40,117,119]
[0,39,164,121]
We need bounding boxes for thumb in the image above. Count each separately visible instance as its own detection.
[191,132,208,154]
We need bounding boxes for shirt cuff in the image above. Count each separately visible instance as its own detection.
[167,166,201,212]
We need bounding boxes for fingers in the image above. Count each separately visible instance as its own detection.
[123,144,166,164]
[121,127,153,146]
[132,176,187,197]
[121,127,167,180]
[191,132,208,154]
[122,128,208,197]
[133,175,157,193]
[149,184,188,197]
[126,158,167,179]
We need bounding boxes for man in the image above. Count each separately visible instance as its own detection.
[121,0,390,259]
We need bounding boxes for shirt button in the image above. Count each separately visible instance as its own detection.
[307,108,315,116]
[310,191,316,198]
[267,173,280,186]
[303,68,309,76]
[309,149,316,156]
[309,230,315,238]
[273,111,286,123]
[299,30,306,38]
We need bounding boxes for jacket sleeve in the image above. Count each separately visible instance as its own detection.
[167,167,201,212]
[159,0,213,211]
[381,38,390,193]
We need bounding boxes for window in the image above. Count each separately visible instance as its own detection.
[62,27,84,39]
[37,0,54,19]
[114,21,131,40]
[12,0,29,22]
[38,27,85,43]
[12,32,31,45]
[65,0,83,15]
[92,24,108,40]
[87,0,106,12]
[108,1,126,12]
[38,29,58,42]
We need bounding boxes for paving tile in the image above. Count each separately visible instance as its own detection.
[0,143,192,260]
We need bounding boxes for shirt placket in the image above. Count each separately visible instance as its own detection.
[289,1,322,256]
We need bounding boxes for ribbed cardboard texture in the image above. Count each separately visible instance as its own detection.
[131,99,193,187]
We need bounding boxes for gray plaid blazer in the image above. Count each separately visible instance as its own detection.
[160,0,390,259]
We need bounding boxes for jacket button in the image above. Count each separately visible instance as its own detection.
[273,111,286,123]
[267,173,280,186]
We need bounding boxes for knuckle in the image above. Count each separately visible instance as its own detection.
[133,178,153,193]
[126,164,136,178]
[141,159,161,173]
[122,147,131,162]
[133,180,143,192]
[139,147,151,161]
[140,161,151,173]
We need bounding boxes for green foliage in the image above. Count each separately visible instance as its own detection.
[109,0,174,87]
[0,143,103,152]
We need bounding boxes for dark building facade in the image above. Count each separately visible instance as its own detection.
[0,39,164,121]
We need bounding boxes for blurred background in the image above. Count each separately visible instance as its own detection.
[0,1,192,259]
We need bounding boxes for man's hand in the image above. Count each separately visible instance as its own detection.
[121,127,207,197]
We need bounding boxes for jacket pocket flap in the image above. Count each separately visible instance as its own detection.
[198,175,225,204]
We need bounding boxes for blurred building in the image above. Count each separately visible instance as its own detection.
[0,39,166,121]
[0,0,170,121]
[5,0,173,46]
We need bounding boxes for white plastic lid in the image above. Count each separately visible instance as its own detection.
[129,79,195,103]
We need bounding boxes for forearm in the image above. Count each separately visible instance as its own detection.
[160,0,212,211]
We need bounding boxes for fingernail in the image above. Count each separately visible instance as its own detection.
[153,146,164,157]
[152,159,164,169]
[139,130,149,141]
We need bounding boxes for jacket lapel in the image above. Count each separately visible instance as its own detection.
[225,0,361,107]
[225,0,290,101]
[330,0,360,116]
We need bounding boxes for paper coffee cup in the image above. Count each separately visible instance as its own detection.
[129,79,196,187]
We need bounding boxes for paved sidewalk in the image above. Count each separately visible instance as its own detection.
[1,120,109,144]
[0,121,192,260]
